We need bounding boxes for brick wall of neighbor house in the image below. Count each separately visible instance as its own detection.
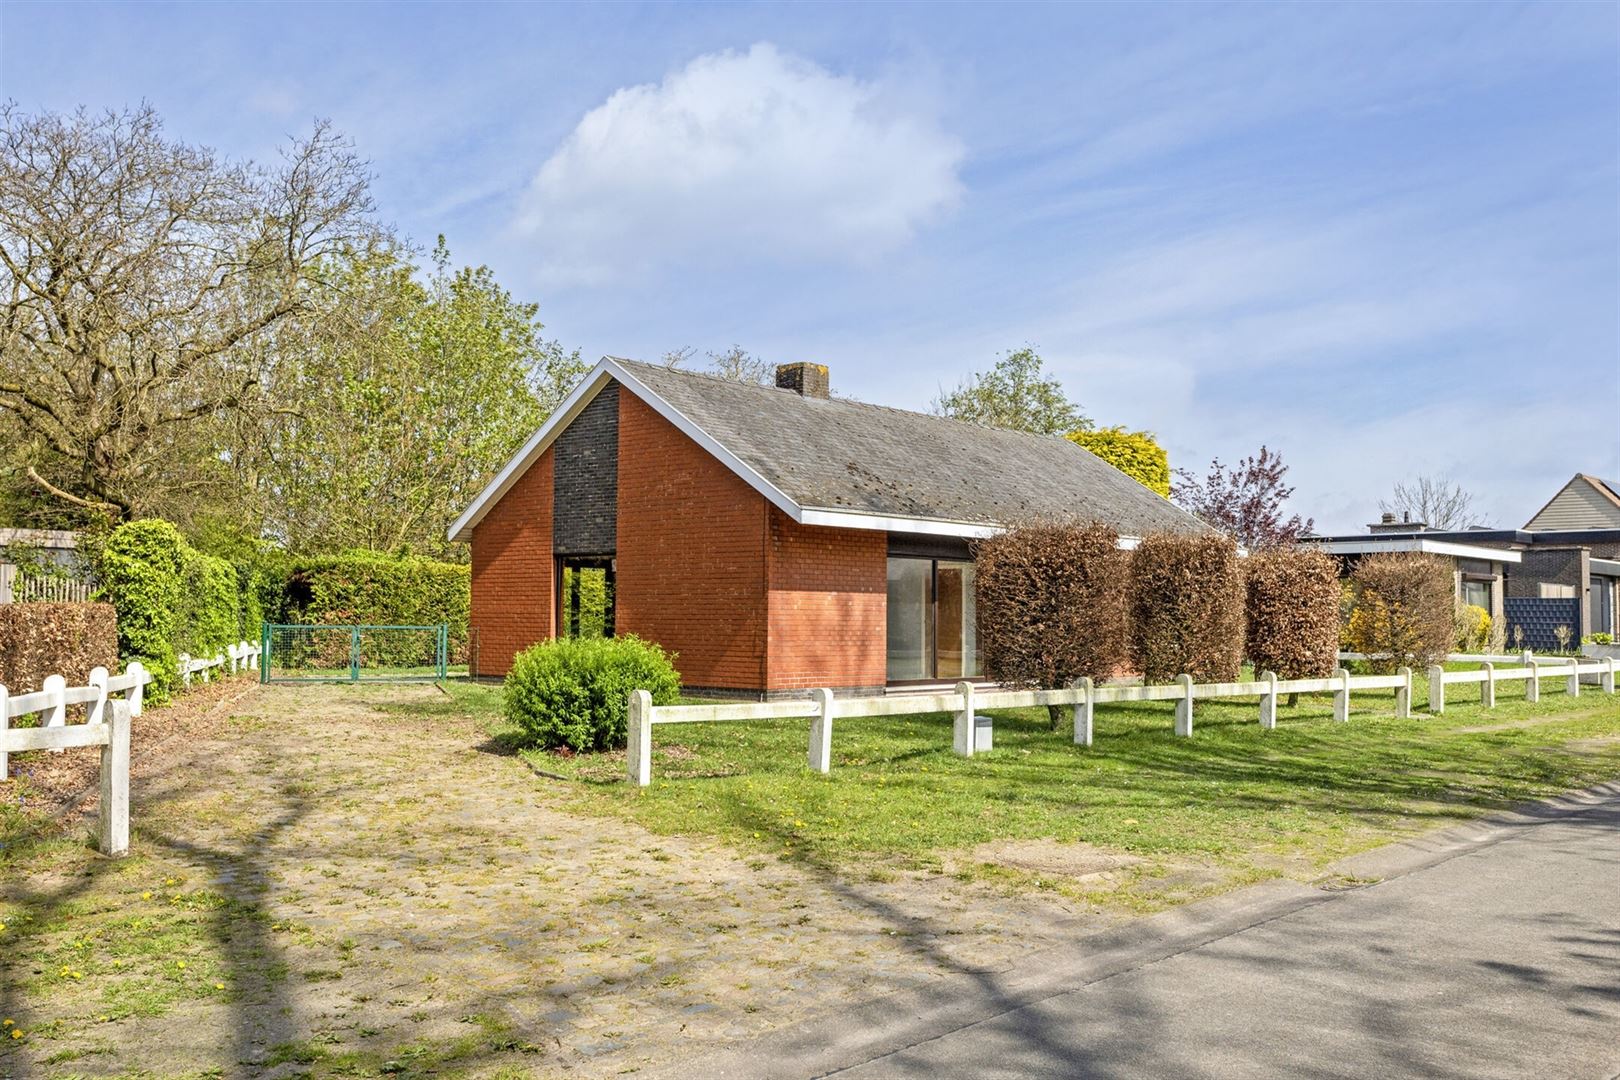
[470,449,554,677]
[766,509,887,695]
[614,392,771,693]
[1505,548,1586,598]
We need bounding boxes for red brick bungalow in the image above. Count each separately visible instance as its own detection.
[450,357,1205,698]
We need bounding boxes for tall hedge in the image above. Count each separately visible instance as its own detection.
[1244,547,1341,679]
[0,602,118,694]
[974,520,1129,728]
[283,551,470,659]
[178,550,241,661]
[95,519,188,700]
[1066,427,1171,497]
[1129,533,1245,683]
[1344,552,1454,673]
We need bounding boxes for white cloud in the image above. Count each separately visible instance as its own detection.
[516,43,964,282]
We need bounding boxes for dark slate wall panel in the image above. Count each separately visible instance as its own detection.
[1503,598,1581,651]
[553,382,618,556]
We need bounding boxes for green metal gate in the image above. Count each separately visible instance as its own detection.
[260,623,450,683]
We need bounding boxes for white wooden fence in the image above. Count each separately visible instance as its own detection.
[0,661,151,855]
[625,657,1620,787]
[0,564,95,604]
[179,640,263,688]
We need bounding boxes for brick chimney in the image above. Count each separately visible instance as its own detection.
[775,362,830,399]
[1369,510,1427,534]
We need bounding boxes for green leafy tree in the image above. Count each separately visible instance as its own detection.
[932,347,1089,436]
[258,239,584,556]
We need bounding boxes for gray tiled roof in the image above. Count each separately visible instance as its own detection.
[614,358,1209,536]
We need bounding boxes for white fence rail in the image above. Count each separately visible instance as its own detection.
[626,657,1620,787]
[0,661,151,856]
[1338,650,1538,665]
[179,640,263,688]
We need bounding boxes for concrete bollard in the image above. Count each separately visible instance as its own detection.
[1174,674,1194,737]
[808,688,834,774]
[1428,665,1446,715]
[953,681,976,757]
[1259,670,1278,730]
[1072,677,1094,747]
[1332,667,1351,722]
[1396,667,1412,719]
[627,689,652,787]
[99,700,131,857]
[1482,662,1495,708]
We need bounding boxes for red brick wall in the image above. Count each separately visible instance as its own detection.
[615,393,771,691]
[766,510,887,691]
[469,449,554,676]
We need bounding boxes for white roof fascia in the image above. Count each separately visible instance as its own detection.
[1308,537,1522,563]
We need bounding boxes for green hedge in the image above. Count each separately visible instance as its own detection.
[179,550,241,661]
[505,636,681,752]
[282,551,470,661]
[95,520,189,701]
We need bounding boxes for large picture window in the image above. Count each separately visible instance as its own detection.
[886,557,979,682]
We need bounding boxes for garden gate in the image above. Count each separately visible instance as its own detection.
[260,623,451,683]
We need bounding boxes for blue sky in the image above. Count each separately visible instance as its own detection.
[4,1,1615,531]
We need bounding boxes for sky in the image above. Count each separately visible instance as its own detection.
[3,1,1616,533]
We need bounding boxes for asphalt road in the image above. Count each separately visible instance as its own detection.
[668,784,1620,1080]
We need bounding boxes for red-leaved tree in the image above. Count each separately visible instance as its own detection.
[1171,446,1313,551]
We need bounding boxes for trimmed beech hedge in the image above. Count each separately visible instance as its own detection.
[1244,546,1342,679]
[1129,533,1245,684]
[282,551,470,662]
[1345,552,1454,673]
[0,602,118,694]
[975,521,1130,726]
[505,635,681,752]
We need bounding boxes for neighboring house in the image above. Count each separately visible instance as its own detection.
[1305,474,1620,649]
[451,357,1207,697]
[0,528,92,603]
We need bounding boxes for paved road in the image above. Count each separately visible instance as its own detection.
[671,784,1620,1080]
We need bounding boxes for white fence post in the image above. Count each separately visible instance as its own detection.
[43,673,66,753]
[627,689,652,787]
[1396,667,1412,719]
[87,666,109,727]
[1072,676,1093,746]
[953,681,976,757]
[180,653,192,690]
[0,683,8,780]
[1482,661,1495,708]
[1604,657,1616,695]
[1259,670,1278,730]
[1567,662,1580,699]
[808,688,834,774]
[127,662,145,717]
[1174,674,1194,736]
[1332,667,1351,722]
[1520,649,1533,666]
[1428,664,1445,714]
[1525,660,1540,703]
[99,699,131,857]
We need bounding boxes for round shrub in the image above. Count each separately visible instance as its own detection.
[95,519,187,701]
[1454,604,1491,652]
[1344,552,1454,673]
[505,635,681,752]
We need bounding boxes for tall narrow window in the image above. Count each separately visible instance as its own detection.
[886,556,980,682]
[558,557,615,639]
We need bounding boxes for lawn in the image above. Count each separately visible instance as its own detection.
[493,675,1620,910]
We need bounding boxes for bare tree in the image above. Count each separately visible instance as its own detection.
[0,104,379,519]
[1380,475,1487,530]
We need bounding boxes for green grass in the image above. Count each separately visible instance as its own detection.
[473,677,1620,904]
